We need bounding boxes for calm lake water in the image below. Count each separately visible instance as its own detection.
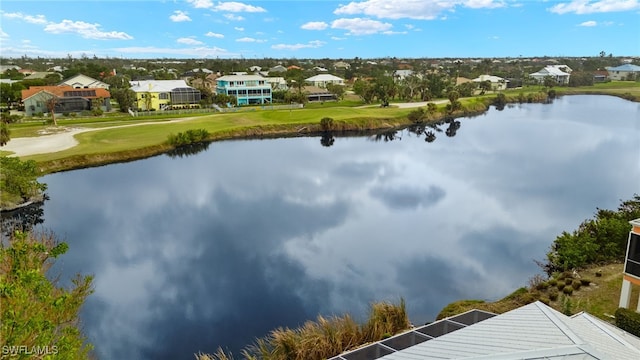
[22,95,640,359]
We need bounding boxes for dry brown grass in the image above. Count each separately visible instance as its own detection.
[196,299,410,360]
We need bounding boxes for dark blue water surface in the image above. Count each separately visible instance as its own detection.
[33,95,639,359]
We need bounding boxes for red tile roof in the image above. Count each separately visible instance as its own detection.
[22,85,110,101]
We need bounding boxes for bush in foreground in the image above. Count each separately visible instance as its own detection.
[0,230,94,359]
[197,299,409,360]
[615,307,640,337]
[541,194,640,274]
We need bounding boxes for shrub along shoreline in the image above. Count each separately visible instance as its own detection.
[26,92,525,175]
[437,195,640,322]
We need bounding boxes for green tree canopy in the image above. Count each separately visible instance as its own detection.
[542,195,640,274]
[0,230,94,359]
[0,157,48,209]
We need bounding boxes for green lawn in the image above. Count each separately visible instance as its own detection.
[20,105,414,166]
[7,81,639,172]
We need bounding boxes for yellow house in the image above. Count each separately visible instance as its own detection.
[129,80,201,111]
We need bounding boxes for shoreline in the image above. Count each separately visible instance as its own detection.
[0,194,46,213]
[3,91,638,177]
[30,100,494,174]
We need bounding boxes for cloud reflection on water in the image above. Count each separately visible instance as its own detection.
[41,95,639,359]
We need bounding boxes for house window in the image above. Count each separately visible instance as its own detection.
[626,233,640,277]
[159,93,169,100]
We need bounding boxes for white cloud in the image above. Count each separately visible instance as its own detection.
[271,40,326,51]
[301,21,329,30]
[0,28,8,38]
[234,27,244,31]
[170,10,192,22]
[3,11,132,40]
[224,13,245,21]
[579,20,598,26]
[331,18,393,35]
[382,30,408,35]
[177,37,204,45]
[463,0,506,9]
[216,2,266,12]
[549,0,640,14]
[114,45,240,58]
[236,37,266,43]
[2,12,48,24]
[331,36,347,40]
[0,46,99,58]
[334,0,504,20]
[187,0,266,12]
[187,0,214,8]
[205,31,224,38]
[44,20,133,40]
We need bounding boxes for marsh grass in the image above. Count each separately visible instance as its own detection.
[197,299,409,360]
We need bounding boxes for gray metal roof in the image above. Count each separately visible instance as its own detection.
[329,309,497,360]
[375,302,640,360]
[606,64,640,72]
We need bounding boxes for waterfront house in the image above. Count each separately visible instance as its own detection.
[606,64,640,81]
[329,301,640,360]
[305,74,345,88]
[21,85,111,116]
[129,80,201,111]
[216,74,272,105]
[529,66,571,85]
[472,74,509,90]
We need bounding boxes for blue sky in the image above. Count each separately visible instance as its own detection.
[1,0,639,59]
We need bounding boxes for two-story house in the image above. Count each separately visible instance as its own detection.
[216,75,272,106]
[606,64,640,81]
[59,74,110,89]
[129,80,201,111]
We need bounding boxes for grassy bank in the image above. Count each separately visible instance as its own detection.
[4,82,639,174]
[438,194,640,322]
[437,262,636,321]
